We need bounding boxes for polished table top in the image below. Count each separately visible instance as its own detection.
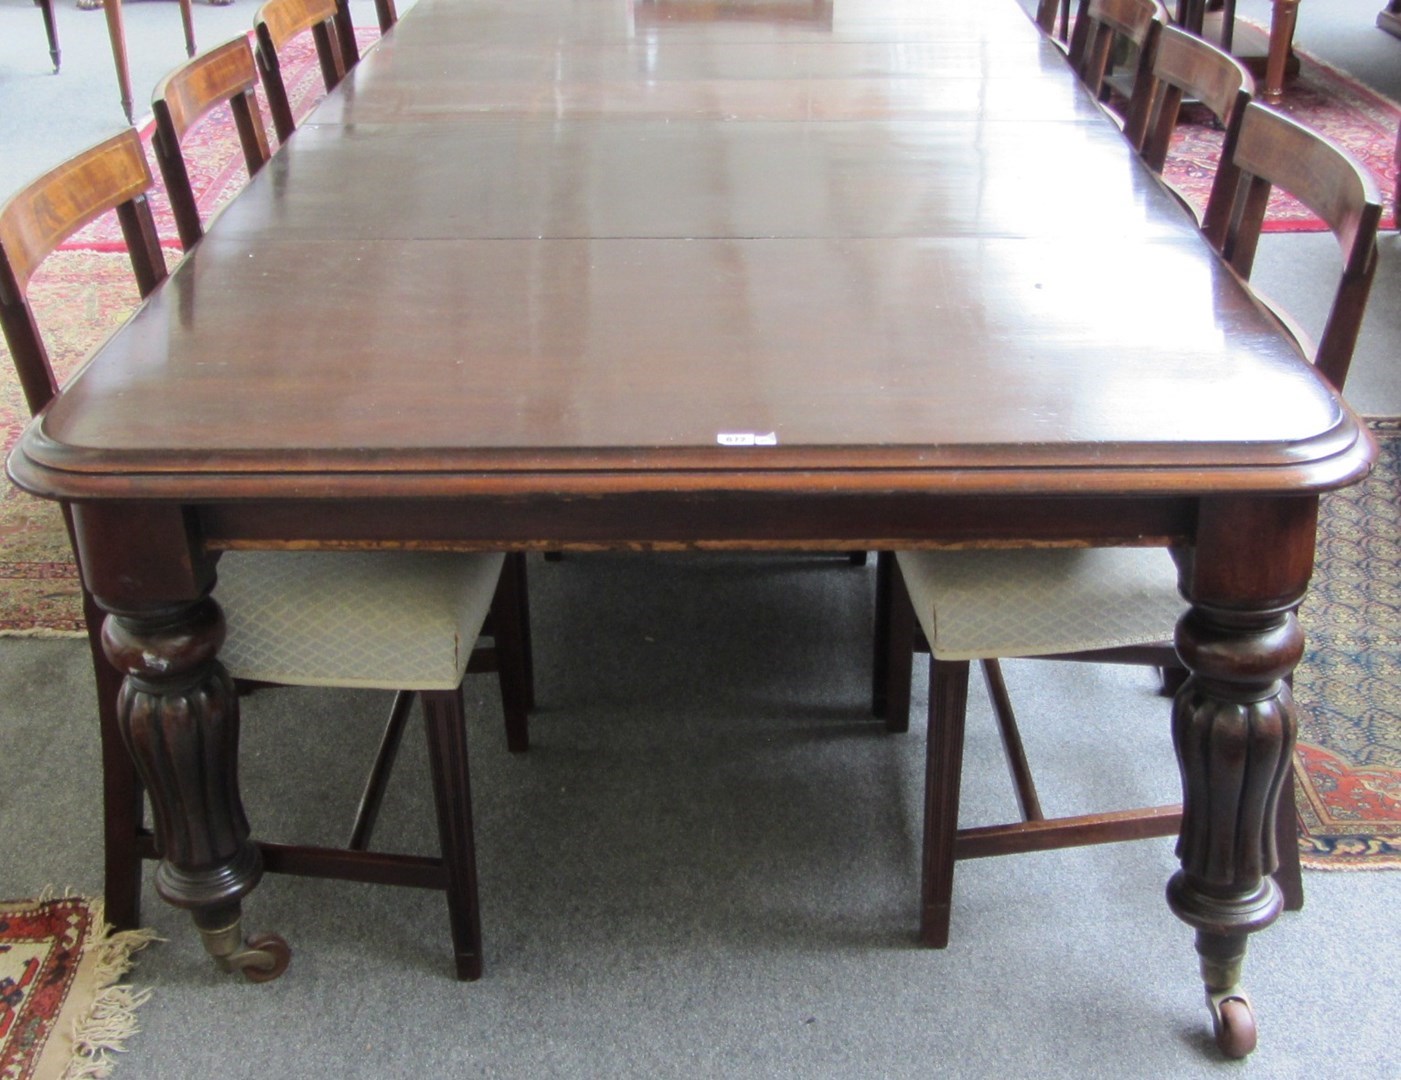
[12,0,1368,507]
[6,0,1375,1052]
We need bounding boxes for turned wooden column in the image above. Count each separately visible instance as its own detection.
[1166,494,1316,1058]
[72,503,289,981]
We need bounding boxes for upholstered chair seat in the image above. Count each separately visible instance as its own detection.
[217,550,505,691]
[894,546,1184,662]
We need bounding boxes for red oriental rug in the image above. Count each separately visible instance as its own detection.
[0,895,157,1080]
[1162,30,1401,232]
[1292,421,1401,868]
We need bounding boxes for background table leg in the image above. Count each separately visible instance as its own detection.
[1264,0,1301,100]
[100,0,132,122]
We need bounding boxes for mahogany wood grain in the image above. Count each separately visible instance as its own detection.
[0,129,166,414]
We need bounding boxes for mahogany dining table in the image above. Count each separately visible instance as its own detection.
[8,0,1375,1058]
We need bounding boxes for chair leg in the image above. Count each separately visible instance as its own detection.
[508,552,535,712]
[492,554,532,752]
[979,659,1045,823]
[921,658,971,948]
[421,689,484,981]
[348,690,417,850]
[86,591,144,931]
[881,554,914,734]
[872,551,894,719]
[1273,764,1305,911]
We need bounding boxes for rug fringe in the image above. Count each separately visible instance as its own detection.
[23,892,163,1079]
[62,897,162,1078]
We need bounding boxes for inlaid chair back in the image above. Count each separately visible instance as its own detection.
[1202,101,1382,390]
[0,129,166,417]
[1068,0,1168,106]
[1123,24,1253,185]
[254,0,347,143]
[152,36,273,251]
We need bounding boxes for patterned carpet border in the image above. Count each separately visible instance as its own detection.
[1293,420,1401,868]
[0,895,158,1080]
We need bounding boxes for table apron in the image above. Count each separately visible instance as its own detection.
[194,491,1198,551]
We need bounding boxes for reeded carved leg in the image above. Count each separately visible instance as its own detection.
[101,596,290,982]
[1166,497,1313,1058]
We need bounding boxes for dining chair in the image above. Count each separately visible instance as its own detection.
[1121,24,1254,225]
[151,36,271,251]
[878,107,1381,962]
[0,128,534,982]
[253,0,346,143]
[1067,0,1169,112]
[1201,100,1383,391]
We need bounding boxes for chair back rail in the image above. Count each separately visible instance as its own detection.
[0,129,166,416]
[1124,25,1253,176]
[1204,102,1383,388]
[153,37,273,251]
[1069,0,1168,103]
[254,0,347,143]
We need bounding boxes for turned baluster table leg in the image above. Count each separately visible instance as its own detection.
[97,591,290,981]
[1166,496,1314,1058]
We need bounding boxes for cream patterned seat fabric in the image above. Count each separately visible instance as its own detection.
[215,550,505,690]
[894,546,1186,661]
